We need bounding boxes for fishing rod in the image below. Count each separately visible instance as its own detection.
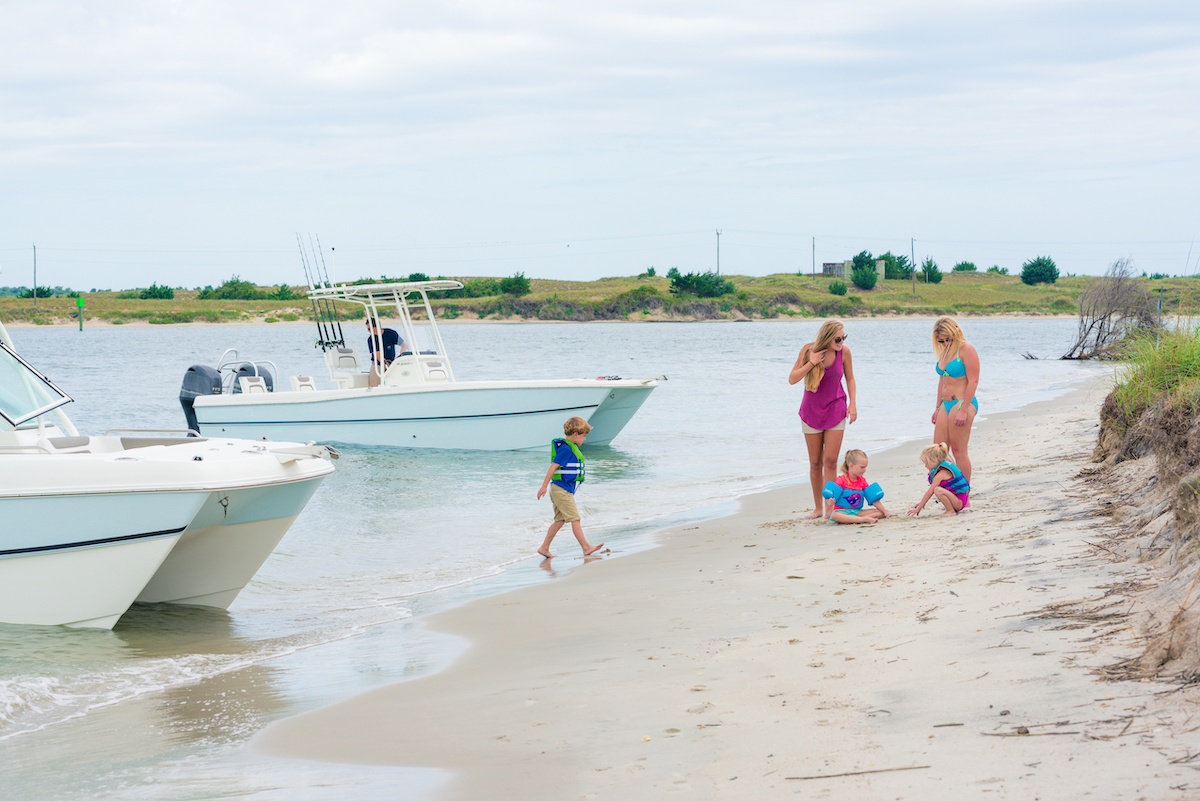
[296,233,344,351]
[313,234,345,347]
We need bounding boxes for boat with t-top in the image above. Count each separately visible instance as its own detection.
[179,271,663,451]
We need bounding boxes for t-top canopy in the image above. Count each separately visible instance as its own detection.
[308,280,465,303]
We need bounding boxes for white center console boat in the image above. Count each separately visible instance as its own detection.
[181,275,663,451]
[0,320,335,629]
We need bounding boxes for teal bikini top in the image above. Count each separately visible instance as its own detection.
[936,349,967,378]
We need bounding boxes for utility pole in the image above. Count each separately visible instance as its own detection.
[32,243,37,312]
[910,238,915,295]
[812,236,816,276]
[715,230,722,274]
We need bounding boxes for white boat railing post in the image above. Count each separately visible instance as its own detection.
[419,287,455,381]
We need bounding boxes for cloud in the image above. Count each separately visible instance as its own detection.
[1,0,1197,285]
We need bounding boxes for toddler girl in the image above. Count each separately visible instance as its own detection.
[826,449,892,524]
[908,442,971,517]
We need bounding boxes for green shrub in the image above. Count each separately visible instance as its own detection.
[952,261,977,272]
[1021,256,1059,285]
[880,251,913,278]
[850,264,878,290]
[460,278,501,297]
[921,257,942,284]
[829,280,848,296]
[987,265,1008,275]
[499,273,531,296]
[270,285,297,300]
[198,276,267,300]
[668,270,735,297]
[140,283,175,299]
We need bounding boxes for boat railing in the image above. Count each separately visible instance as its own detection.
[104,428,202,437]
[213,351,280,394]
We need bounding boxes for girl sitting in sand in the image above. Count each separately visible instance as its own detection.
[826,449,892,524]
[908,442,971,517]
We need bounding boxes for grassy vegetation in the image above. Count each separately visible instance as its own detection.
[1111,327,1200,420]
[4,271,1200,325]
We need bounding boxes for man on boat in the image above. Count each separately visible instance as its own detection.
[366,316,404,387]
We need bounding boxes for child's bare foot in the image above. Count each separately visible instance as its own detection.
[537,549,554,558]
[583,543,604,556]
[939,511,958,518]
[803,509,823,519]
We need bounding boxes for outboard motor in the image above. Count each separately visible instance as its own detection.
[233,363,275,394]
[180,364,222,433]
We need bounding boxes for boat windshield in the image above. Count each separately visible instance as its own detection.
[0,340,72,426]
[405,322,442,356]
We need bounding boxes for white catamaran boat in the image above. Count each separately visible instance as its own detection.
[180,274,663,451]
[0,320,335,629]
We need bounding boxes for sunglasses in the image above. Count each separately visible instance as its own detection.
[937,338,951,344]
[833,335,846,344]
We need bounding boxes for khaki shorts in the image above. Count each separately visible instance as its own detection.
[550,485,581,522]
[801,417,847,435]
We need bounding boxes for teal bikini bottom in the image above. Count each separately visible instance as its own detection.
[941,397,979,414]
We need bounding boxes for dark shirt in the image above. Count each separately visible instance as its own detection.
[368,328,402,363]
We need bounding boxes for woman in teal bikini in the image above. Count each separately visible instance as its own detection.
[930,316,980,483]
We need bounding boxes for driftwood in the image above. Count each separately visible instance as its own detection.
[1062,257,1158,360]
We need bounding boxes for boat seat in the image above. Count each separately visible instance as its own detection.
[290,375,318,392]
[325,348,361,371]
[238,376,269,394]
[41,436,93,453]
[326,348,369,389]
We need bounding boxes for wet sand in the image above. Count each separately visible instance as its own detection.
[255,380,1200,799]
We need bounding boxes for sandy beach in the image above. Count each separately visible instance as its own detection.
[255,380,1200,799]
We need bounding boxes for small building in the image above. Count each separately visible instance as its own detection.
[822,260,885,281]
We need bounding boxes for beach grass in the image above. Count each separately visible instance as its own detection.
[1112,324,1200,417]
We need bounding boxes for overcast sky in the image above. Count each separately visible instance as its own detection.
[1,0,1197,290]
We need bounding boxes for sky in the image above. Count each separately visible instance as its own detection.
[1,0,1197,291]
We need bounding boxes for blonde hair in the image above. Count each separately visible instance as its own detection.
[932,316,966,360]
[920,442,951,466]
[563,416,592,436]
[840,448,867,476]
[802,319,845,391]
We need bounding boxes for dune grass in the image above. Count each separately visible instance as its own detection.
[1112,325,1200,418]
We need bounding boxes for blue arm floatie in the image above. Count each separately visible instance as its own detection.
[822,481,884,510]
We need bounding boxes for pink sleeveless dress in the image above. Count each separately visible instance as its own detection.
[799,348,848,430]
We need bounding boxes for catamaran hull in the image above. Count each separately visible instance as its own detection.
[136,474,328,608]
[0,492,205,629]
[192,381,658,450]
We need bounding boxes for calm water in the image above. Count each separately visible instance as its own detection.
[0,317,1109,799]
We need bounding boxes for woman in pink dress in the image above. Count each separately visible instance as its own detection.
[789,319,858,519]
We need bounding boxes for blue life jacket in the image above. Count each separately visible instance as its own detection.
[822,480,884,510]
[929,461,969,494]
[551,438,585,484]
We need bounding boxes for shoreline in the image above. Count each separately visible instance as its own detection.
[254,377,1200,799]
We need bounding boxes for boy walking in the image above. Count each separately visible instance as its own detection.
[536,416,604,558]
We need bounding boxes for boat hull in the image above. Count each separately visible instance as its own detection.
[136,472,328,608]
[192,380,658,450]
[0,492,204,628]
